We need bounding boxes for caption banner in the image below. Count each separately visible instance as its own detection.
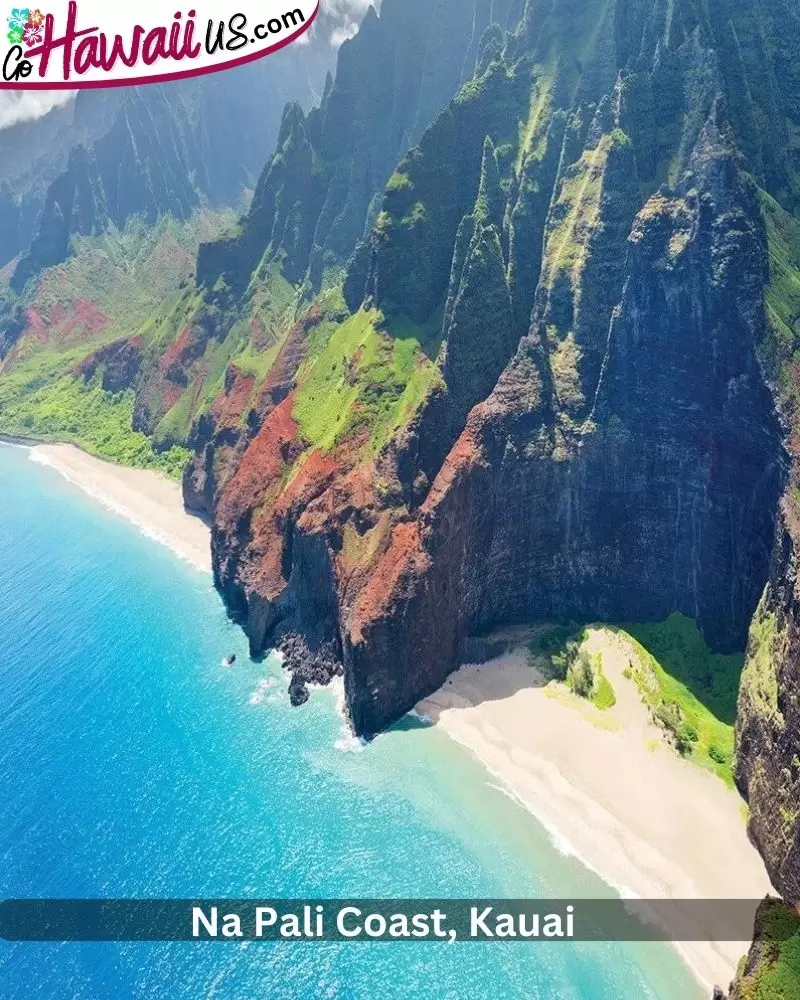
[0,899,774,943]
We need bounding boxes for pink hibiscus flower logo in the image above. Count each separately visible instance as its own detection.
[22,19,41,45]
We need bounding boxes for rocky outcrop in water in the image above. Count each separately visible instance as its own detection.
[278,634,343,707]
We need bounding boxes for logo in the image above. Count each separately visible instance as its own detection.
[1,1,318,88]
[7,9,47,48]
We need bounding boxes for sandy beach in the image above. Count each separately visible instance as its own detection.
[4,440,767,989]
[21,442,212,574]
[418,628,772,993]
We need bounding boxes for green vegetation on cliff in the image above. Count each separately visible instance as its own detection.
[539,614,743,777]
[292,307,443,459]
[729,899,800,1000]
[151,264,300,449]
[740,598,785,726]
[539,617,744,785]
[0,210,236,478]
[540,132,615,294]
[619,615,743,786]
[0,351,189,478]
[759,191,800,433]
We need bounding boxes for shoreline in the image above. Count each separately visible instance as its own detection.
[418,631,772,994]
[2,438,212,574]
[0,435,762,991]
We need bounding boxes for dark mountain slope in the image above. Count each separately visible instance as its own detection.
[196,0,527,298]
[178,0,526,518]
[7,36,342,292]
[0,90,123,269]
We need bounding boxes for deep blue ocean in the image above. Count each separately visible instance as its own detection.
[0,443,704,999]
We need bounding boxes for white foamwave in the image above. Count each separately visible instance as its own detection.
[324,676,366,753]
[28,449,210,574]
[335,729,366,753]
[245,677,279,707]
[329,675,347,718]
[406,707,433,725]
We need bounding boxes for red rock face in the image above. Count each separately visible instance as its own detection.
[349,521,428,645]
[217,395,306,599]
[133,326,199,433]
[218,395,301,528]
[215,391,363,619]
[76,335,145,393]
[22,299,110,348]
[182,303,330,518]
[211,367,256,427]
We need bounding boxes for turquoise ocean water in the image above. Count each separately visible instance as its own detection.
[0,443,705,999]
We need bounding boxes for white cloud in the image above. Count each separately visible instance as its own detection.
[0,90,75,130]
[319,0,379,46]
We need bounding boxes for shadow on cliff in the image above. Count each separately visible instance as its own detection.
[388,658,552,734]
[606,617,743,727]
[398,617,745,727]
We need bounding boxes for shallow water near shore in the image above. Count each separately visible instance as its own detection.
[0,444,705,1000]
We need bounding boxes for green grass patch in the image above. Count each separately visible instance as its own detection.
[616,614,743,786]
[292,307,442,459]
[623,613,742,723]
[138,284,205,353]
[533,625,616,710]
[534,615,741,783]
[592,671,617,711]
[153,384,199,451]
[0,355,189,478]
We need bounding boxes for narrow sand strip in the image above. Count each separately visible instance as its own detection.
[418,629,772,994]
[26,442,211,574]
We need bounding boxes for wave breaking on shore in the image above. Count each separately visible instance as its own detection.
[26,443,212,574]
